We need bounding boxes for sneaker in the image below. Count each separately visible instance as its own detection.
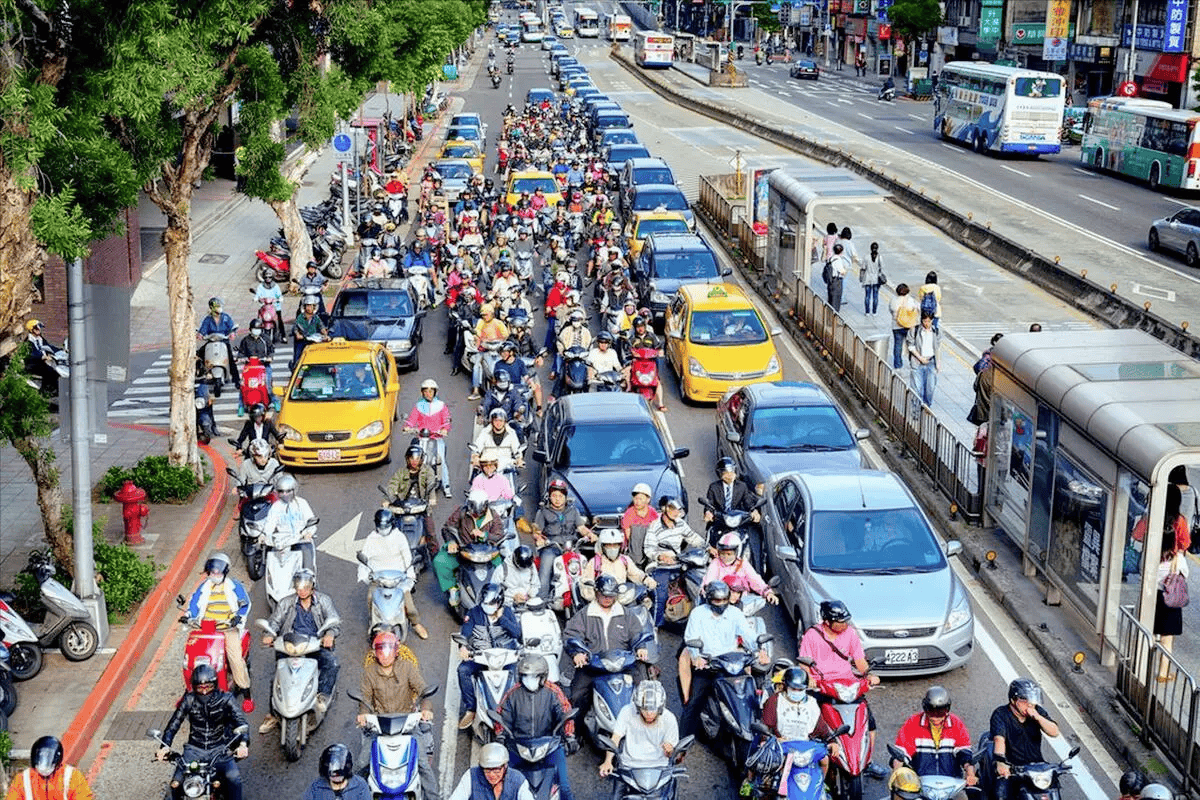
[315,693,331,714]
[413,623,429,640]
[258,716,279,734]
[863,763,889,780]
[457,711,475,730]
[242,697,255,713]
[467,390,482,400]
[444,488,453,499]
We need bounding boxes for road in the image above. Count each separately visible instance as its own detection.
[94,15,1121,800]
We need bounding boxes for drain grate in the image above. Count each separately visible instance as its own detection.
[198,253,230,264]
[106,709,174,741]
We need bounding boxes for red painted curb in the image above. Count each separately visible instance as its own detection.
[61,426,229,765]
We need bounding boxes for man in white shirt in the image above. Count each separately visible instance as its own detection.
[905,311,941,407]
[599,680,678,776]
[586,332,623,383]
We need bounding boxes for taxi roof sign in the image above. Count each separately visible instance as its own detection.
[707,286,729,298]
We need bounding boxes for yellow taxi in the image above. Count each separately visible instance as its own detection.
[504,170,563,208]
[439,140,484,175]
[624,210,691,262]
[663,284,782,402]
[556,24,575,38]
[275,339,400,468]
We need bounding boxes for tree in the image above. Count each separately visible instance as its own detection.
[887,0,943,57]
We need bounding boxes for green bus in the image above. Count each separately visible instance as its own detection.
[1080,96,1200,191]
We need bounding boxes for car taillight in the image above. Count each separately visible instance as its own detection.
[1188,160,1197,178]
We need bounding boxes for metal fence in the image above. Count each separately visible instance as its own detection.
[1116,606,1200,792]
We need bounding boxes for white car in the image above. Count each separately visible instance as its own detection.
[541,35,558,51]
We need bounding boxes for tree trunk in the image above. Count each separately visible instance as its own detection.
[14,437,72,577]
[162,209,199,472]
[0,162,48,361]
[272,196,314,284]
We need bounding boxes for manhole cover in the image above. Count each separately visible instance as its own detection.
[198,254,230,264]
[106,709,174,740]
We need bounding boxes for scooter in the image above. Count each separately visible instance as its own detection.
[195,383,217,444]
[251,292,286,344]
[601,733,694,800]
[626,584,661,664]
[548,538,589,616]
[450,541,503,620]
[744,722,848,800]
[565,640,642,746]
[357,551,415,643]
[238,356,272,412]
[628,347,660,404]
[812,673,874,800]
[654,541,708,624]
[400,429,449,497]
[147,724,250,800]
[974,735,1078,800]
[378,488,433,574]
[451,633,519,744]
[351,687,439,800]
[558,345,590,397]
[517,597,563,683]
[263,517,318,611]
[0,644,18,721]
[687,634,774,769]
[175,600,251,696]
[198,333,233,397]
[24,344,69,395]
[227,465,278,580]
[492,706,579,800]
[885,743,981,800]
[0,551,99,680]
[878,83,896,102]
[256,617,340,762]
[255,247,292,284]
[491,73,503,89]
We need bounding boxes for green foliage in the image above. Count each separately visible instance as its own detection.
[94,540,160,617]
[0,345,55,447]
[887,0,943,40]
[0,730,11,770]
[749,4,782,34]
[99,455,201,503]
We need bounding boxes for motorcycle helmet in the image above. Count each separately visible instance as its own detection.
[488,408,508,423]
[191,663,219,693]
[292,568,316,593]
[420,378,439,393]
[208,297,224,314]
[716,456,737,476]
[513,545,535,570]
[596,331,613,345]
[888,767,923,800]
[745,735,784,777]
[406,444,425,465]
[373,630,399,659]
[1140,785,1172,800]
[479,582,504,614]
[569,309,585,325]
[25,319,43,334]
[1008,677,1042,706]
[704,580,731,609]
[634,679,666,714]
[374,508,396,533]
[250,403,266,421]
[594,573,622,598]
[30,736,63,778]
[500,341,518,356]
[318,743,354,783]
[547,478,569,499]
[249,319,263,336]
[598,528,623,546]
[922,685,952,717]
[820,599,852,624]
[517,653,549,692]
[632,315,647,330]
[782,666,811,693]
[203,552,231,578]
[479,742,509,769]
[660,495,684,514]
[467,489,490,517]
[479,448,501,468]
[1119,771,1146,798]
[275,474,298,503]
[494,372,513,391]
[248,438,271,460]
[631,483,652,499]
[302,295,319,309]
[717,532,743,552]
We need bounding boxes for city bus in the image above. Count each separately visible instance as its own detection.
[519,13,543,42]
[574,7,600,37]
[1080,97,1200,191]
[933,61,1066,155]
[634,30,674,68]
[607,13,632,41]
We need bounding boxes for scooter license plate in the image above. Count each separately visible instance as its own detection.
[317,449,341,462]
[884,648,919,665]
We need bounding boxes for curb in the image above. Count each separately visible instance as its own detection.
[61,429,229,765]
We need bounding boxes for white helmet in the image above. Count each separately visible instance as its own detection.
[631,482,652,498]
[598,528,623,546]
[420,379,439,392]
[467,489,491,517]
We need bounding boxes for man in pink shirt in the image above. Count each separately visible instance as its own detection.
[798,599,887,779]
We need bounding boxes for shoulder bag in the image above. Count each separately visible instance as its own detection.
[1163,553,1189,608]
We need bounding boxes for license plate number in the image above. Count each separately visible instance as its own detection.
[884,648,919,665]
[316,449,341,462]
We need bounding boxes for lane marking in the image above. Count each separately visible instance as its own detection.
[893,126,913,134]
[1077,194,1120,211]
[907,113,923,121]
[1072,167,1097,176]
[1000,165,1032,178]
[940,143,960,151]
[1162,197,1195,207]
[857,113,873,120]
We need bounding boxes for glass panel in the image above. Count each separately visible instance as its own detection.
[987,396,1035,544]
[1046,453,1108,617]
[1072,360,1200,380]
[1027,405,1059,562]
[1116,470,1149,614]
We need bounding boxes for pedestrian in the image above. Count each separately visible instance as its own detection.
[826,243,850,311]
[822,222,839,261]
[906,311,940,407]
[917,271,941,331]
[968,333,1003,425]
[889,283,920,369]
[838,226,860,269]
[1171,465,1200,555]
[1154,499,1188,682]
[860,242,885,315]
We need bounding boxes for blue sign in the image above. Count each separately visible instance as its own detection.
[332,133,352,153]
[877,0,893,22]
[1165,0,1188,51]
[1121,23,1165,50]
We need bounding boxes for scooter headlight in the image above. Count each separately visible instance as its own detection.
[1027,769,1053,790]
[835,683,859,703]
[791,748,815,768]
[182,775,207,798]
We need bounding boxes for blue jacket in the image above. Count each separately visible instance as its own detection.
[199,313,237,337]
[303,775,371,800]
[462,605,521,652]
[187,577,251,627]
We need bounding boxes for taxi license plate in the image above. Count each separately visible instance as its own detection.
[316,449,341,462]
[884,648,919,665]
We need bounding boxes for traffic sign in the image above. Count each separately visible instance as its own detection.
[1117,80,1138,97]
[332,133,352,153]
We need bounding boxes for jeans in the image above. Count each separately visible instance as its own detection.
[863,283,879,314]
[910,358,937,407]
[892,329,907,369]
[649,567,674,626]
[679,669,717,738]
[360,722,442,800]
[172,746,241,800]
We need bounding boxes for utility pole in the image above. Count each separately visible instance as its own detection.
[1126,0,1139,82]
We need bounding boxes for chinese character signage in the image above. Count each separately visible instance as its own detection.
[979,0,1003,43]
[1165,0,1188,51]
[1121,23,1165,50]
[1046,0,1070,38]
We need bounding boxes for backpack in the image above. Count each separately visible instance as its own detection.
[895,297,919,330]
[919,288,938,318]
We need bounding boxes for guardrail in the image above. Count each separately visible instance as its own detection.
[1116,606,1200,792]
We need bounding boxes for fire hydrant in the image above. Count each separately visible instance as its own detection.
[114,479,149,545]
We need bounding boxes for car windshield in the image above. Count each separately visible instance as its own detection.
[634,168,674,184]
[651,250,717,279]
[610,148,649,162]
[528,91,553,103]
[448,128,479,140]
[333,292,414,319]
[636,218,689,239]
[511,177,558,194]
[289,363,380,401]
[745,406,855,450]
[596,115,629,129]
[634,191,687,211]
[688,309,767,345]
[435,163,472,178]
[443,145,477,158]
[808,508,946,573]
[604,130,639,145]
[557,422,668,468]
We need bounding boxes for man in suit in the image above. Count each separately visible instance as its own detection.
[704,457,763,571]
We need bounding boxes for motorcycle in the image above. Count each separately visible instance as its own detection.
[357,551,416,643]
[744,722,848,800]
[450,541,503,620]
[238,356,272,412]
[351,687,439,800]
[492,706,579,800]
[565,641,643,746]
[198,333,233,397]
[256,617,340,762]
[0,551,99,680]
[687,634,774,769]
[547,537,590,616]
[878,83,896,102]
[557,344,590,397]
[517,597,563,683]
[885,743,981,800]
[653,541,708,624]
[255,247,292,285]
[263,517,318,611]
[451,633,519,744]
[699,495,766,572]
[195,383,217,444]
[226,466,278,580]
[401,429,450,497]
[628,347,660,404]
[507,59,515,75]
[24,343,69,396]
[378,488,433,574]
[601,733,695,800]
[974,735,1078,800]
[175,603,251,697]
[148,724,250,800]
[811,673,874,800]
[0,644,17,722]
[251,292,286,344]
[492,73,503,89]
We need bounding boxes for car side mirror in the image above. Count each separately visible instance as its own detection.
[532,449,548,463]
[777,545,801,563]
[944,540,963,558]
[721,267,733,277]
[769,326,782,337]
[673,447,690,459]
[854,428,870,440]
[725,430,741,443]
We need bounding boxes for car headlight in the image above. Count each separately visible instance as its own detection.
[278,423,302,442]
[944,581,972,632]
[391,339,412,352]
[650,291,670,304]
[688,357,708,378]
[766,355,780,373]
[356,420,385,439]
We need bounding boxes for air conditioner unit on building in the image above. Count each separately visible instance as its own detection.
[958,14,973,26]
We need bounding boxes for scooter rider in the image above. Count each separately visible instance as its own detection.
[254,271,284,325]
[260,474,317,572]
[892,685,976,785]
[235,320,275,414]
[623,315,666,411]
[258,569,341,733]
[643,496,707,626]
[989,678,1060,800]
[761,667,830,777]
[704,457,763,566]
[470,409,525,472]
[356,632,440,800]
[499,545,541,605]
[679,581,768,738]
[232,403,284,454]
[186,553,254,712]
[198,297,241,389]
[236,439,280,488]
[580,529,656,604]
[385,443,440,546]
[6,735,94,800]
[292,295,329,368]
[1117,770,1146,800]
[156,665,249,800]
[303,744,370,800]
[798,600,887,779]
[702,533,777,606]
[496,654,578,800]
[404,379,453,498]
[598,679,679,778]
[531,479,594,598]
[457,583,522,730]
[469,304,510,401]
[22,319,65,398]
[358,509,429,640]
[493,340,544,416]
[447,743,535,800]
[434,489,506,596]
[470,447,517,504]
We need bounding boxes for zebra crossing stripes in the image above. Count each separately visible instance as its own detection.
[109,352,290,425]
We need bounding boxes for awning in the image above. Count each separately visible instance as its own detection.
[1146,52,1189,83]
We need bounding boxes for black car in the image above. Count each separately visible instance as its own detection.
[789,59,819,80]
[327,279,424,371]
[533,393,690,529]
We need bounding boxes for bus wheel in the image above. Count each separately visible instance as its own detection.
[974,133,987,154]
[1149,162,1162,191]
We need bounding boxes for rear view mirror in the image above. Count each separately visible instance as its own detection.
[532,449,548,463]
[777,545,800,563]
[854,428,870,440]
[725,430,741,443]
[721,267,733,277]
[944,541,963,557]
[673,447,690,459]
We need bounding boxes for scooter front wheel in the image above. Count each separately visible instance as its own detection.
[283,717,302,762]
[0,675,17,716]
[8,643,43,681]
[246,548,266,581]
[59,620,99,661]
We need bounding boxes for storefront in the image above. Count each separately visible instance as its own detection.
[1066,41,1116,104]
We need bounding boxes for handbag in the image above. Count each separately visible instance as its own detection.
[1163,553,1189,608]
[877,271,888,286]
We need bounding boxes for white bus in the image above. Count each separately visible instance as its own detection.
[607,13,632,41]
[633,30,674,68]
[574,7,600,37]
[933,61,1066,155]
[520,14,544,42]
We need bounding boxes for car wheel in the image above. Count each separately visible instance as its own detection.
[1148,229,1160,251]
[1187,243,1199,268]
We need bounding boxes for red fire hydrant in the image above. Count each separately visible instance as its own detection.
[114,479,149,545]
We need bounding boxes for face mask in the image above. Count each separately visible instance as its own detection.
[787,689,805,703]
[710,603,728,616]
[603,546,620,561]
[572,320,582,328]
[521,675,541,692]
[208,574,223,585]
[481,603,500,617]
[251,329,261,338]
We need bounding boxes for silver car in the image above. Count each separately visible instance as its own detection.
[1149,207,1200,267]
[761,469,974,677]
[430,159,474,198]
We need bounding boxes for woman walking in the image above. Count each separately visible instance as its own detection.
[860,242,885,315]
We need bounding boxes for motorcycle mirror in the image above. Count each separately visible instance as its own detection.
[830,724,851,738]
[684,639,703,650]
[672,447,690,459]
[595,733,618,752]
[226,466,239,478]
[254,619,273,632]
[451,633,467,646]
[356,551,370,566]
[1066,746,1081,760]
[421,685,439,699]
[887,743,910,765]
[232,725,249,737]
[176,594,187,606]
[767,576,782,589]
[795,656,816,667]
[147,728,164,742]
[756,633,774,645]
[525,636,542,647]
[750,721,773,737]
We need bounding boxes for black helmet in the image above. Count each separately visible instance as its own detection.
[1119,771,1146,797]
[704,580,731,605]
[1008,677,1042,706]
[513,545,535,570]
[500,340,518,355]
[191,663,219,692]
[494,372,513,391]
[595,573,622,598]
[250,403,266,421]
[716,456,737,476]
[319,743,354,783]
[922,685,951,716]
[480,582,504,608]
[406,444,424,464]
[374,508,395,531]
[203,552,231,577]
[632,315,646,328]
[782,667,810,692]
[820,599,852,624]
[597,330,613,344]
[30,736,63,778]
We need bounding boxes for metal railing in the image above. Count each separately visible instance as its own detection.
[1116,606,1200,791]
[697,174,739,239]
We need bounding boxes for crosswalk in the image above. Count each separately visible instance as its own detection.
[108,352,291,425]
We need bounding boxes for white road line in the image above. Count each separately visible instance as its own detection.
[1072,167,1095,176]
[893,126,913,134]
[1162,197,1196,207]
[439,641,463,798]
[1000,165,1032,178]
[1077,194,1120,211]
[907,113,923,121]
[778,90,792,96]
[857,112,873,120]
[940,143,960,152]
